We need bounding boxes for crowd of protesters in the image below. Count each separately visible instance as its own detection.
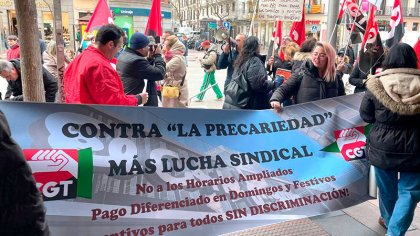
[0,23,419,236]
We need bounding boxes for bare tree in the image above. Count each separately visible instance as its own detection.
[170,0,185,26]
[209,0,229,22]
[14,0,45,102]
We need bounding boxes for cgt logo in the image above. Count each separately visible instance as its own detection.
[24,149,79,201]
[333,127,367,161]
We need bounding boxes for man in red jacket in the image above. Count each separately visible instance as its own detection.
[414,37,420,69]
[6,35,20,60]
[64,24,148,106]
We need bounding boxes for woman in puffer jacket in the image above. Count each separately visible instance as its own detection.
[359,43,420,236]
[270,42,345,111]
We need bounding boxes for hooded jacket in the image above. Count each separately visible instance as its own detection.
[163,40,188,108]
[5,60,57,102]
[360,68,420,172]
[0,111,49,235]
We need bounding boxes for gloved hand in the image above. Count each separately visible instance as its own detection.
[274,75,284,89]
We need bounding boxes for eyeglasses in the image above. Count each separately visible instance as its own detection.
[312,52,327,59]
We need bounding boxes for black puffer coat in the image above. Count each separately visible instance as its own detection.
[270,60,345,104]
[360,68,420,172]
[0,111,49,235]
[116,47,166,107]
[223,56,274,110]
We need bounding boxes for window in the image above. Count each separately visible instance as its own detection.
[232,3,235,11]
[413,22,419,31]
[248,2,253,13]
[226,4,229,13]
[242,2,245,14]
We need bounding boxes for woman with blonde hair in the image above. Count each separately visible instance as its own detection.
[270,42,345,111]
[42,40,58,79]
[284,42,300,62]
[162,35,188,107]
[65,48,75,62]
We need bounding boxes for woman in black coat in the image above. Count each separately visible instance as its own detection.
[270,42,345,111]
[223,36,274,110]
[359,43,420,236]
[0,111,49,235]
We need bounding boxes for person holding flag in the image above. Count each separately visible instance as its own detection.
[350,4,384,93]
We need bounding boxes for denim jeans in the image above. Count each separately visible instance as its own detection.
[375,167,420,236]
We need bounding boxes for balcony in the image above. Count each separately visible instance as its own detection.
[383,6,420,17]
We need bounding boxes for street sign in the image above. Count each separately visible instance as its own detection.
[208,22,217,29]
[311,25,318,33]
[223,21,231,30]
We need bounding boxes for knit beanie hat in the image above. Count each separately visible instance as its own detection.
[130,33,149,50]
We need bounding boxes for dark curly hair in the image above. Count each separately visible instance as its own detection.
[234,36,260,69]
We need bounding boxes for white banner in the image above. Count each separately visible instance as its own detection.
[258,0,305,21]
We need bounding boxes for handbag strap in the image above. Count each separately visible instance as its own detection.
[180,72,186,87]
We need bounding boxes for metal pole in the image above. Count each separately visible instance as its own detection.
[326,0,340,48]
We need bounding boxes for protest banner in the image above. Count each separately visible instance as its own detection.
[0,93,370,235]
[258,0,305,21]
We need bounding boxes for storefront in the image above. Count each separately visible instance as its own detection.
[0,0,75,47]
[110,6,172,38]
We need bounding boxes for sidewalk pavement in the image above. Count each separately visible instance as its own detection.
[226,199,420,236]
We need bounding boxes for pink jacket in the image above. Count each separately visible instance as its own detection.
[6,44,20,60]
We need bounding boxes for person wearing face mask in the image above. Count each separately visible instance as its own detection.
[116,32,166,107]
[270,42,346,112]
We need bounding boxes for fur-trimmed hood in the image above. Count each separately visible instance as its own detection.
[366,68,420,115]
[293,52,311,61]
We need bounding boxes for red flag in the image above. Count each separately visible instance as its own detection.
[361,5,380,52]
[289,8,305,46]
[337,0,346,24]
[414,39,420,69]
[274,20,282,46]
[85,0,114,32]
[358,4,384,74]
[341,0,367,43]
[385,0,404,48]
[145,0,162,38]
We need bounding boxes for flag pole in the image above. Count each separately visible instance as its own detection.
[270,20,279,73]
[248,0,259,36]
[339,0,363,58]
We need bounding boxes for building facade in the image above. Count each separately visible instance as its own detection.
[0,0,172,52]
[172,0,420,48]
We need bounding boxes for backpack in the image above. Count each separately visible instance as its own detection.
[202,50,219,70]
